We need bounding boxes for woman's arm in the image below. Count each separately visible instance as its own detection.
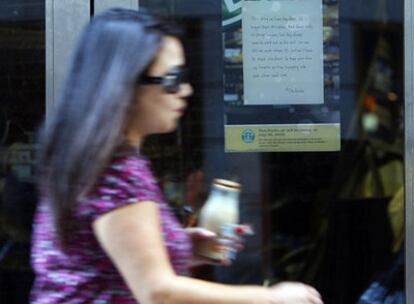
[92,201,322,304]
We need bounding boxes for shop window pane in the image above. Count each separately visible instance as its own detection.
[141,0,404,303]
[0,1,45,303]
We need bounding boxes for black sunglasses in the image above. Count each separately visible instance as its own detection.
[140,66,189,94]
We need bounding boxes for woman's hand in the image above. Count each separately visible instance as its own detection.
[184,227,244,267]
[268,282,323,304]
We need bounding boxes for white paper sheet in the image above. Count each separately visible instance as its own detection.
[242,0,324,105]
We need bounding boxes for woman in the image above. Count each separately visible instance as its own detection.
[31,8,323,304]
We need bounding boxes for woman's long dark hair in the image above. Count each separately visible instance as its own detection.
[37,8,180,245]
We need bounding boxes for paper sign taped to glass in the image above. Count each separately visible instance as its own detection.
[222,0,340,152]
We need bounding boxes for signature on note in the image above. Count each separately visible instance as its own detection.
[285,87,305,94]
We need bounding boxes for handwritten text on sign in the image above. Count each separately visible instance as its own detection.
[242,0,324,105]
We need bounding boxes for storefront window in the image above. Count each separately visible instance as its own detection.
[0,1,44,302]
[0,0,405,302]
[141,0,404,303]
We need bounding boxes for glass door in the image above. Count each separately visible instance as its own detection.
[0,0,409,302]
[140,1,406,303]
[0,1,45,302]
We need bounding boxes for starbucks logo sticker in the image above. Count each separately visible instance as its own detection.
[241,129,256,144]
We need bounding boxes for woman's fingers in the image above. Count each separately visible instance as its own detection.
[269,282,324,304]
[186,225,251,266]
[185,227,216,239]
[306,285,322,299]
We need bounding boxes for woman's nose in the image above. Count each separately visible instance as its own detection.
[179,83,193,98]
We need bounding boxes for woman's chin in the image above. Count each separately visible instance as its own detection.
[157,123,179,134]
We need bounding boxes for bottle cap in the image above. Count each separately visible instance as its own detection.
[213,178,241,191]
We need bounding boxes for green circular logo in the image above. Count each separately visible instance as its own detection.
[241,129,256,144]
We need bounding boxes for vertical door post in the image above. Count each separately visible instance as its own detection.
[404,0,414,302]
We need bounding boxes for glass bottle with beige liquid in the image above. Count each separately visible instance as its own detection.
[195,178,241,260]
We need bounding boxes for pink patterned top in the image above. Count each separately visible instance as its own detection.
[30,150,192,303]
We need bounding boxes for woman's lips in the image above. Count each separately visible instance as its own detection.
[175,106,187,115]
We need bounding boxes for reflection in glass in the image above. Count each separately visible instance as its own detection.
[126,1,405,303]
[0,1,45,303]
